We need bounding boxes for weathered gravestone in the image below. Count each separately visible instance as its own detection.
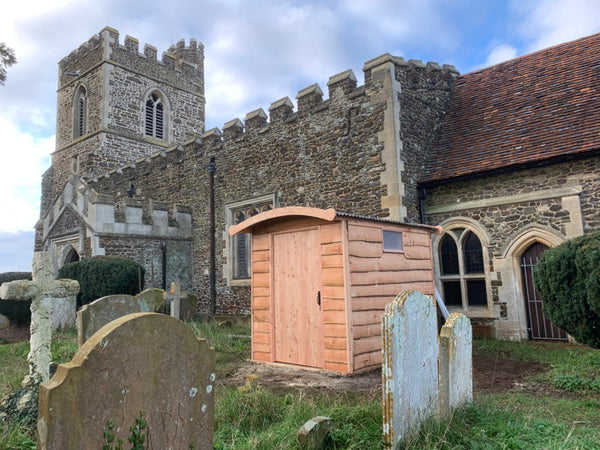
[382,291,439,448]
[77,288,165,346]
[0,252,79,385]
[439,313,473,417]
[38,312,216,449]
[382,292,473,448]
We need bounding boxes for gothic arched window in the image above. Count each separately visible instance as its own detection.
[74,86,87,138]
[145,92,165,139]
[438,228,488,308]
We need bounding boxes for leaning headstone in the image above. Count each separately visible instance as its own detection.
[0,252,79,385]
[77,288,166,346]
[38,312,216,449]
[438,313,472,417]
[297,416,334,450]
[382,291,438,448]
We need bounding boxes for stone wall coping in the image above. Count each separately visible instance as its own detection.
[296,83,324,99]
[202,127,222,138]
[223,118,244,130]
[327,69,357,86]
[268,96,294,111]
[363,53,405,71]
[245,108,268,121]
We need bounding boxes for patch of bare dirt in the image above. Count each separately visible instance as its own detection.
[223,353,551,396]
[0,323,29,344]
[0,324,554,397]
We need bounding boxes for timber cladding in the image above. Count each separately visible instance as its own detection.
[235,207,437,374]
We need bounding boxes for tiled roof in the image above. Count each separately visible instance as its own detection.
[421,33,600,185]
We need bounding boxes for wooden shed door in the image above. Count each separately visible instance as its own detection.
[520,243,567,341]
[273,228,322,367]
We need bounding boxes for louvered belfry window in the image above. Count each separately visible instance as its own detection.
[74,86,87,138]
[145,92,164,139]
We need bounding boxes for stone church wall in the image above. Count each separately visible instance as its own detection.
[424,156,600,339]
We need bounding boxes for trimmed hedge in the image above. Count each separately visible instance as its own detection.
[534,232,600,348]
[0,272,33,324]
[58,256,145,308]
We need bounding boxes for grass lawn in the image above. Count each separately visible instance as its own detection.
[1,322,599,449]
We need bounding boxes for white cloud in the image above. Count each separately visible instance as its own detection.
[0,117,52,232]
[484,44,518,67]
[512,0,600,51]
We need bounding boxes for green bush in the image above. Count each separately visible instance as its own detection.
[534,232,600,348]
[0,272,32,325]
[58,257,144,308]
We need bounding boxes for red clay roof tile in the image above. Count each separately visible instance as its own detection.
[421,33,600,184]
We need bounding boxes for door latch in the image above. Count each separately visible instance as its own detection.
[316,291,321,309]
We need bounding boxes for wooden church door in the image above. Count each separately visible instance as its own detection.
[273,228,323,367]
[520,243,567,341]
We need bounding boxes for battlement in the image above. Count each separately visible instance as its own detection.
[58,26,204,89]
[203,53,458,144]
[41,177,191,241]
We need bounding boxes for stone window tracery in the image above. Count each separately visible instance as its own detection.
[438,228,488,309]
[145,92,165,139]
[226,195,276,283]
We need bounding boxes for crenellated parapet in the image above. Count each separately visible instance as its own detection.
[200,54,458,145]
[58,26,204,91]
[40,177,192,244]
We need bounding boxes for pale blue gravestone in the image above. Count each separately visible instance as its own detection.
[382,291,439,448]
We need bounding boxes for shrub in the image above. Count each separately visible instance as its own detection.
[534,232,600,348]
[0,272,32,324]
[58,257,144,308]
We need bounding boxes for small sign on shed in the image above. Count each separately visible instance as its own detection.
[229,207,442,374]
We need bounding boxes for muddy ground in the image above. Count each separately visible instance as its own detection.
[1,323,550,396]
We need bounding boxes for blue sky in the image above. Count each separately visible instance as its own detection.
[1,0,599,272]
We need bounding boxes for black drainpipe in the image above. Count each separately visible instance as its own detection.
[207,157,217,315]
[160,241,167,291]
[418,186,427,224]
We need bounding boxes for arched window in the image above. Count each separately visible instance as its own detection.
[233,210,249,279]
[64,247,80,265]
[74,86,87,138]
[438,228,488,308]
[145,92,165,139]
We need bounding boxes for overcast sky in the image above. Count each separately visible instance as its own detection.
[1,0,599,272]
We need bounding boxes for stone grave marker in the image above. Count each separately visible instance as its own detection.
[382,291,438,448]
[439,313,472,417]
[38,312,216,449]
[77,288,166,346]
[164,281,187,319]
[0,252,79,385]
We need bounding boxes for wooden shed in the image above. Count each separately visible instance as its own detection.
[229,207,442,374]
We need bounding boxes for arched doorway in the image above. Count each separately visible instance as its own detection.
[520,243,567,341]
[64,248,80,265]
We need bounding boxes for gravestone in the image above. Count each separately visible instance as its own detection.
[439,313,472,417]
[38,312,216,449]
[382,291,438,448]
[0,252,79,385]
[164,281,187,319]
[77,288,166,346]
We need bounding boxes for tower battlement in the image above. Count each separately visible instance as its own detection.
[58,27,204,91]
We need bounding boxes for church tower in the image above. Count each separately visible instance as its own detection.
[49,27,205,201]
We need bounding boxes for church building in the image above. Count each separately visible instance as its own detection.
[36,27,600,343]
